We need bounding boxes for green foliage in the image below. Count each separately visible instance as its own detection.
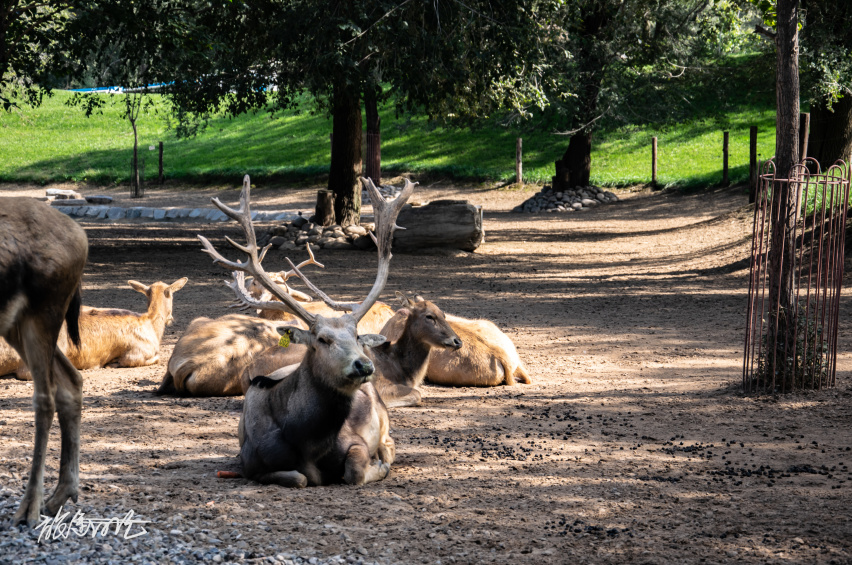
[0,2,71,111]
[0,89,777,187]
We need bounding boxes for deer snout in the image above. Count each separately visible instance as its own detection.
[352,359,374,378]
[443,337,463,350]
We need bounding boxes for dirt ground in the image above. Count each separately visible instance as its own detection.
[1,179,852,564]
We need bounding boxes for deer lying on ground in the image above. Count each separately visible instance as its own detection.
[247,245,395,334]
[1,198,88,527]
[155,249,337,397]
[156,313,295,396]
[63,278,188,369]
[381,303,532,386]
[198,175,411,486]
[1,278,185,377]
[238,291,462,408]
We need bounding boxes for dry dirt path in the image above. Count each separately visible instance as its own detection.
[1,181,851,564]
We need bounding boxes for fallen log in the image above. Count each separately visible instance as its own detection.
[392,200,484,252]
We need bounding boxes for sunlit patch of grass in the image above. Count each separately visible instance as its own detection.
[0,90,776,188]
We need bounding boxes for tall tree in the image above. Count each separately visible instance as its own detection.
[532,0,744,190]
[0,1,70,110]
[166,0,533,226]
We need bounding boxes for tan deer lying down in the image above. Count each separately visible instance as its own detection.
[156,313,295,396]
[0,336,36,380]
[237,292,461,407]
[198,175,409,487]
[381,302,531,387]
[64,278,188,370]
[1,197,88,527]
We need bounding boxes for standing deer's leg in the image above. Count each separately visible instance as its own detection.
[44,350,82,515]
[10,324,58,527]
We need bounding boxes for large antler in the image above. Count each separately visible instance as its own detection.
[198,175,341,326]
[250,244,324,303]
[351,177,415,322]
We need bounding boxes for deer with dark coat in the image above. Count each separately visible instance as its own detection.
[0,198,88,526]
[198,175,411,486]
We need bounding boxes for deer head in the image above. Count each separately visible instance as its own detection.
[128,277,188,326]
[394,292,462,350]
[198,175,414,395]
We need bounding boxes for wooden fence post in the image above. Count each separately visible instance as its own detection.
[749,126,758,203]
[516,138,523,185]
[652,136,658,187]
[722,131,730,186]
[158,141,164,185]
[799,112,810,160]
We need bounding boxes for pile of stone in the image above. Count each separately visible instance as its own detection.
[512,185,619,213]
[361,183,402,204]
[259,216,377,252]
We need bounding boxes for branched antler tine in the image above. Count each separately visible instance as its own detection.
[285,258,353,312]
[257,243,272,264]
[227,272,310,316]
[198,235,251,271]
[282,244,326,281]
[200,175,316,326]
[351,177,416,322]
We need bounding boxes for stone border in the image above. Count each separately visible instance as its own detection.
[50,203,299,224]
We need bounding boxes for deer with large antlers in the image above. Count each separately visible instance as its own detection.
[199,175,412,486]
[1,198,88,527]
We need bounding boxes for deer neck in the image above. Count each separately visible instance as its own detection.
[145,299,169,340]
[285,367,354,435]
[392,322,433,387]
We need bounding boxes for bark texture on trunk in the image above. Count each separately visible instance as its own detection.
[808,96,852,168]
[767,0,801,382]
[328,84,362,227]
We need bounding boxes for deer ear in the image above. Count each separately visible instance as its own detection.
[413,295,426,303]
[395,291,414,308]
[277,326,312,345]
[127,280,149,295]
[169,277,188,292]
[358,334,387,348]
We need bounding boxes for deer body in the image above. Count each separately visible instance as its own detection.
[369,294,462,408]
[0,197,87,526]
[382,312,531,387]
[64,279,187,370]
[239,316,394,486]
[198,175,413,486]
[157,314,290,396]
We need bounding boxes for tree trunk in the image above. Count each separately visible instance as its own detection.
[328,84,362,227]
[808,95,852,167]
[766,0,800,384]
[314,189,335,227]
[364,85,381,186]
[562,131,592,188]
[131,116,140,197]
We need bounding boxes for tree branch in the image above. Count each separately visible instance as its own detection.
[754,24,776,41]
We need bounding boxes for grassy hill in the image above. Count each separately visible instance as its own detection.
[0,89,777,189]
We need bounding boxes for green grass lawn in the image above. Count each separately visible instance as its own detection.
[0,90,777,188]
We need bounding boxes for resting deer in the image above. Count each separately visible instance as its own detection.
[156,313,294,396]
[382,306,532,387]
[248,245,395,334]
[198,175,412,486]
[237,292,461,407]
[64,278,187,369]
[1,198,88,527]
